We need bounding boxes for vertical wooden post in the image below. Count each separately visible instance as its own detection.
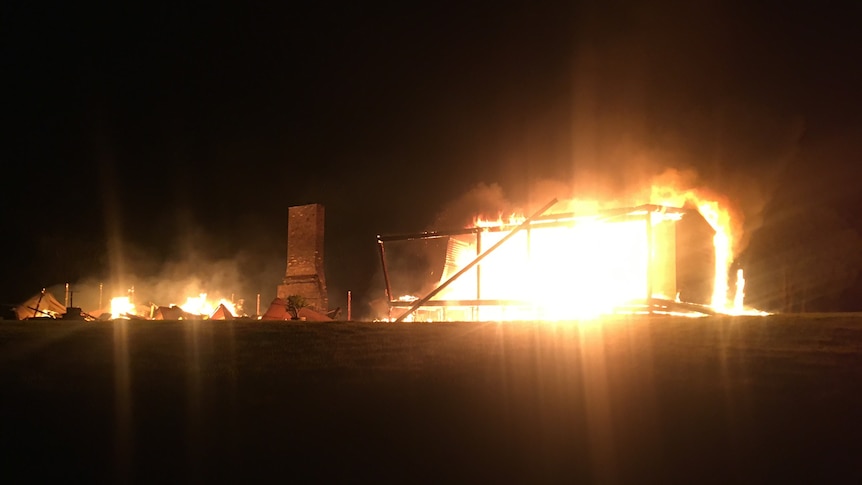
[475,231,482,321]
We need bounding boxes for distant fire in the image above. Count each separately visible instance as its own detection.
[108,292,239,320]
[179,293,237,317]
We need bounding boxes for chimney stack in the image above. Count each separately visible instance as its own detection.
[277,204,328,312]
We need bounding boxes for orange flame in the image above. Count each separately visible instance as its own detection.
[110,296,136,319]
[733,268,745,312]
[650,185,740,312]
[422,183,765,320]
[178,293,237,318]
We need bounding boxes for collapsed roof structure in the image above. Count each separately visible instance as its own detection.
[14,290,67,320]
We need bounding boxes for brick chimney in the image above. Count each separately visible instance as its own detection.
[276,204,328,311]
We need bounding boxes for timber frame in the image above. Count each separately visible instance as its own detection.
[376,202,711,322]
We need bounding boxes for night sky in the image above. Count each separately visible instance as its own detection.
[4,1,862,316]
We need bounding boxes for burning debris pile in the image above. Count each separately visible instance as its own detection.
[9,204,336,323]
[377,183,768,322]
[106,291,244,321]
[10,285,252,321]
[11,285,340,322]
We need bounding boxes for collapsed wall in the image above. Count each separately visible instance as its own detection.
[674,209,716,306]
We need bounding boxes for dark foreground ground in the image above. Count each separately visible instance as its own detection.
[1,315,861,484]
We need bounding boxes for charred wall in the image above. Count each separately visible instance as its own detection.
[675,209,716,305]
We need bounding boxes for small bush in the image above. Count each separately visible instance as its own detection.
[287,295,307,319]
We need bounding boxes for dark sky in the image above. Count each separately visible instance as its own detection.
[4,1,862,315]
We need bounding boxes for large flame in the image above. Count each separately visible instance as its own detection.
[436,209,680,320]
[414,184,764,321]
[110,296,136,319]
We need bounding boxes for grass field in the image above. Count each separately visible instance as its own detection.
[1,315,861,483]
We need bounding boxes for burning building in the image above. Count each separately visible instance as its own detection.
[377,196,748,322]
